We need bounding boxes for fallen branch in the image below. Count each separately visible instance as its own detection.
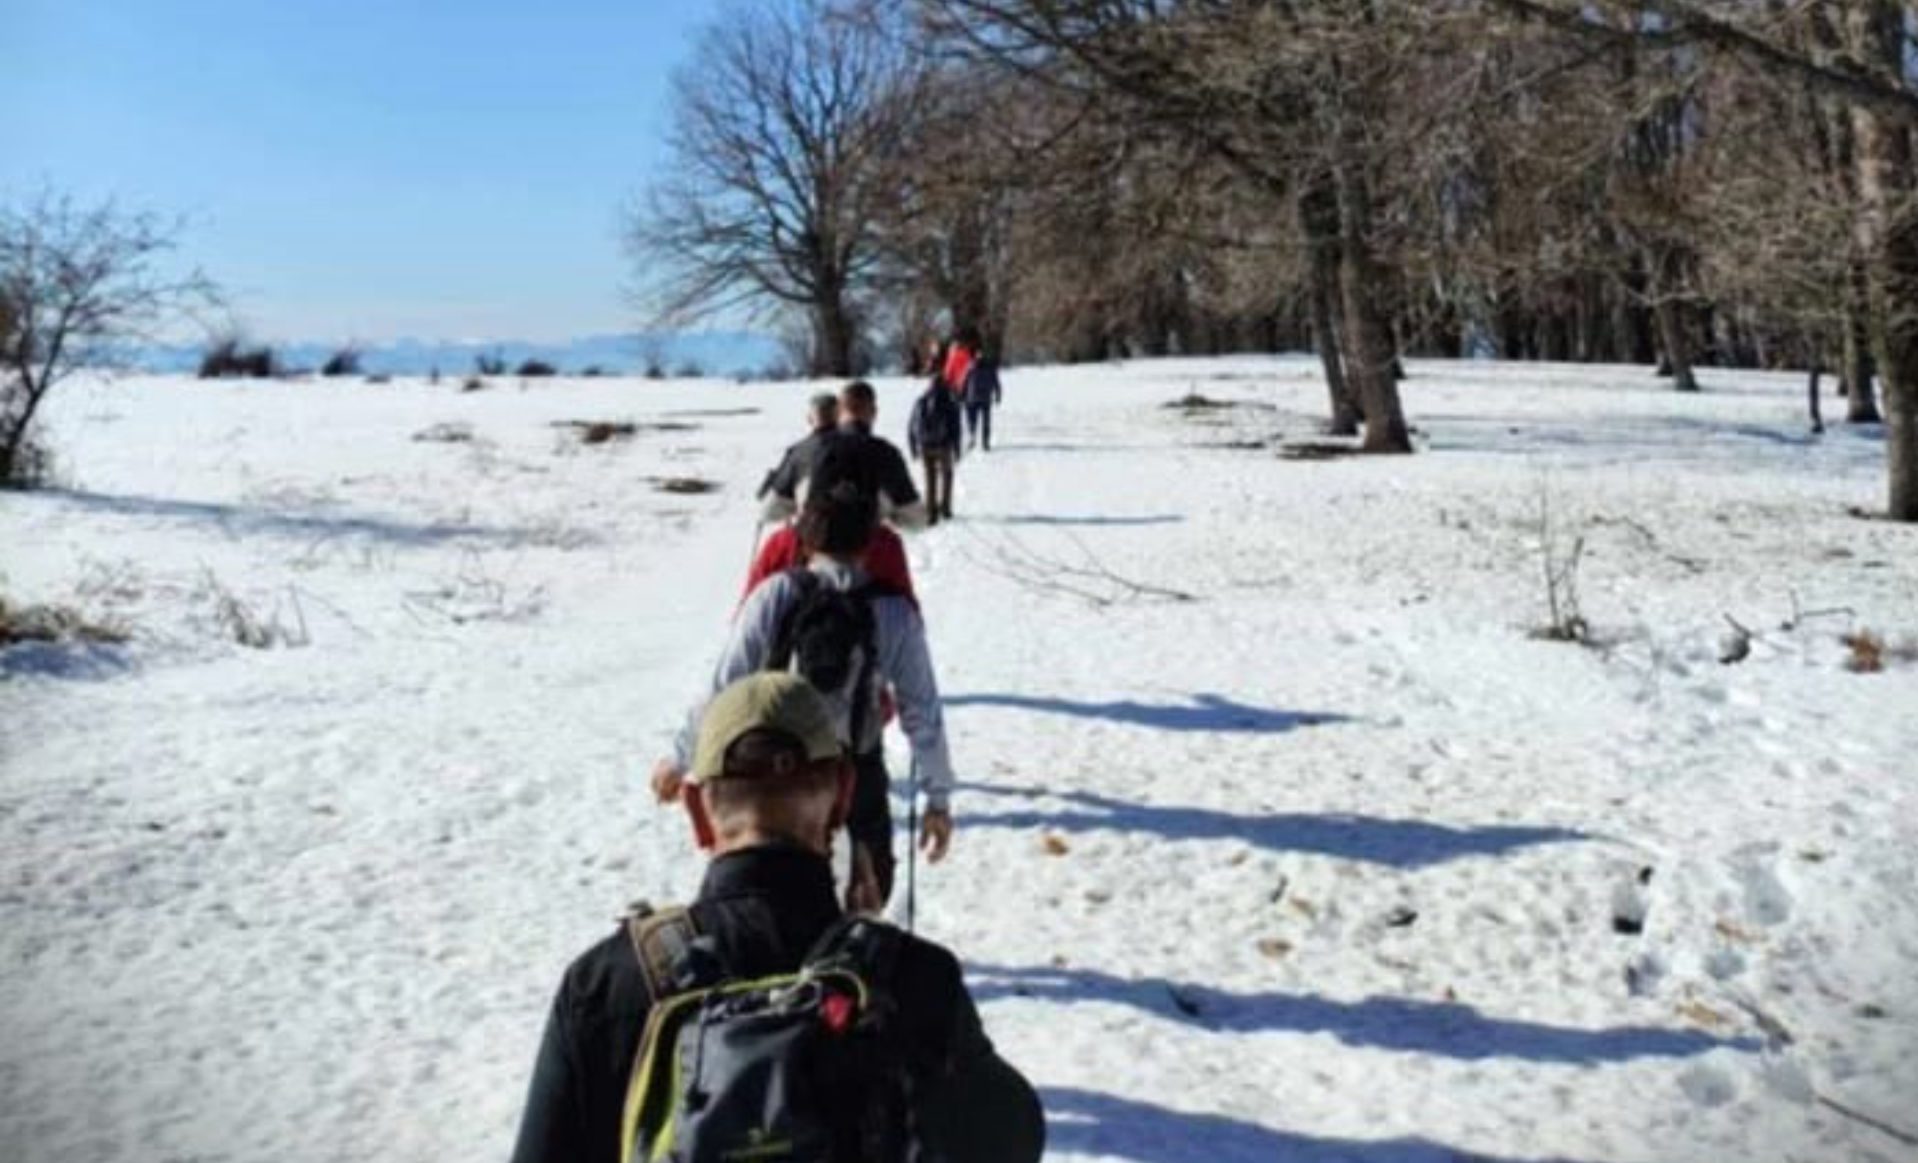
[957,523,1198,609]
[1781,590,1855,632]
[1816,1094,1918,1149]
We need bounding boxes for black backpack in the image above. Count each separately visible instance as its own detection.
[620,907,911,1163]
[767,569,887,747]
[911,386,960,452]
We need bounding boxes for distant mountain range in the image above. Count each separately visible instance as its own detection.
[134,331,785,378]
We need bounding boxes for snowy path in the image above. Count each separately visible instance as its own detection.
[4,359,1916,1162]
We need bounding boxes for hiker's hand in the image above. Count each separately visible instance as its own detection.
[846,843,884,916]
[650,759,686,804]
[920,807,953,863]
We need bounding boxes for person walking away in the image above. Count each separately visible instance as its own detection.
[760,380,927,531]
[909,374,963,524]
[922,336,949,381]
[654,479,953,907]
[755,392,839,509]
[747,381,923,602]
[963,352,1003,452]
[516,673,1043,1163]
[941,330,976,398]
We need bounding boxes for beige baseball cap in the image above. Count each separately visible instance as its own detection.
[691,673,843,781]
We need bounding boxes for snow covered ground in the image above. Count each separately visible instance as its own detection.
[3,357,1915,1163]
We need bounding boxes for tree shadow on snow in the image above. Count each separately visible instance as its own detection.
[957,782,1586,868]
[968,512,1185,527]
[972,967,1755,1065]
[986,441,1160,455]
[1426,413,1874,458]
[1041,1087,1612,1163]
[33,487,525,548]
[0,641,138,683]
[946,692,1347,734]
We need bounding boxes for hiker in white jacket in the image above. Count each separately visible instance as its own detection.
[653,478,954,905]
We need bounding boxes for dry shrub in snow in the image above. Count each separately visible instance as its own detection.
[1841,630,1883,673]
[402,551,546,626]
[1164,392,1237,412]
[1840,630,1916,673]
[196,571,309,649]
[579,422,635,445]
[0,595,130,646]
[320,346,362,377]
[552,420,638,445]
[651,476,719,495]
[198,337,277,379]
[1278,442,1363,461]
[412,422,475,444]
[1527,485,1589,644]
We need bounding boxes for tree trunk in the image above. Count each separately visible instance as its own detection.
[1299,182,1361,435]
[1850,0,1918,519]
[1334,157,1412,453]
[0,427,22,488]
[1842,261,1883,421]
[1651,245,1699,391]
[1496,281,1528,361]
[0,369,47,489]
[813,293,857,377]
[1620,257,1658,364]
[1808,359,1825,435]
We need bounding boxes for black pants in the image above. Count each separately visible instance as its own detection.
[965,402,992,450]
[922,449,955,522]
[850,748,897,905]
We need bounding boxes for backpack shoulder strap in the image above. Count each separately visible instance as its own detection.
[766,567,821,673]
[805,916,906,992]
[838,583,884,748]
[623,905,703,1001]
[850,578,902,605]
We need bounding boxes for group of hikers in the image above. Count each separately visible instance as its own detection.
[509,333,1042,1163]
[909,328,1003,525]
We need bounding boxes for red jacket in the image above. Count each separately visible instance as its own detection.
[941,345,975,396]
[743,523,918,609]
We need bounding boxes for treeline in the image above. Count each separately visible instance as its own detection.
[194,344,656,381]
[631,0,1916,516]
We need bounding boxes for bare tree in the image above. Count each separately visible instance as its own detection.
[629,0,923,376]
[1481,0,1918,518]
[925,0,1419,450]
[1,193,216,487]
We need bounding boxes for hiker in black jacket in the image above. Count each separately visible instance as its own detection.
[512,674,1044,1163]
[908,376,963,524]
[755,392,839,514]
[760,381,928,531]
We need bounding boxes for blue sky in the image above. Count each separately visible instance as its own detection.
[9,0,715,343]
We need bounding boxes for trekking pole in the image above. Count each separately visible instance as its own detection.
[905,754,920,933]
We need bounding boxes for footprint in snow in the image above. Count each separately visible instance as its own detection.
[1678,1063,1738,1108]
